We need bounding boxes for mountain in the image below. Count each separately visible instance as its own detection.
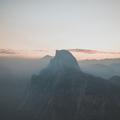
[79,59,120,78]
[49,50,80,71]
[110,76,120,85]
[19,50,120,120]
[0,55,52,120]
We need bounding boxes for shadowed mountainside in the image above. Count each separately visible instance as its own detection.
[19,50,120,120]
[79,59,120,78]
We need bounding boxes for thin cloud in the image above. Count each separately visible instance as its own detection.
[0,49,120,60]
[69,49,120,54]
[0,49,18,55]
[69,49,101,54]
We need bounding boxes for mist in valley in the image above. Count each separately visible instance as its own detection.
[0,51,120,120]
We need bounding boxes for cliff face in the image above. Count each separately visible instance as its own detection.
[50,50,80,71]
[20,50,120,120]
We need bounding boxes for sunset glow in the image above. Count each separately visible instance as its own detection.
[0,0,120,52]
[0,49,120,60]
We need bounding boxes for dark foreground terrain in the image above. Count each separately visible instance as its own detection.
[0,50,120,120]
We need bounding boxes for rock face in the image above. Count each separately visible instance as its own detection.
[20,50,120,120]
[50,50,80,71]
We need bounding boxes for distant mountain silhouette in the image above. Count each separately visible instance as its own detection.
[20,50,120,120]
[79,59,120,78]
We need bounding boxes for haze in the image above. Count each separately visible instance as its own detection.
[0,0,120,51]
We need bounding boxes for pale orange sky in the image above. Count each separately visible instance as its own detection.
[0,0,120,51]
[0,49,120,60]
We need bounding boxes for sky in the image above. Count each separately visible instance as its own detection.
[0,0,120,51]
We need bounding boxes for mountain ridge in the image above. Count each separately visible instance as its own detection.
[19,50,120,120]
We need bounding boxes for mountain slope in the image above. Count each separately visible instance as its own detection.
[20,50,120,120]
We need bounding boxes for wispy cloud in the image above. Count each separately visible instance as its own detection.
[0,49,120,60]
[0,49,18,55]
[69,49,99,54]
[69,49,120,60]
[69,49,120,54]
[0,49,54,58]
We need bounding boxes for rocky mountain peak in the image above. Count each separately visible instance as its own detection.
[49,50,80,71]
